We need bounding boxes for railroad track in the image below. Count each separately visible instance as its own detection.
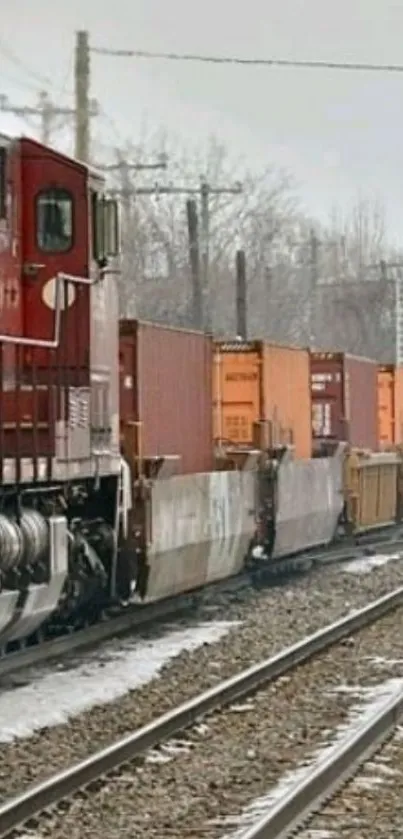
[2,524,403,679]
[232,684,403,839]
[2,586,403,838]
[294,713,403,839]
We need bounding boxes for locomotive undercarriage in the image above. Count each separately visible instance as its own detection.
[0,474,123,653]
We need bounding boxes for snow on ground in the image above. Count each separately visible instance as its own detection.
[0,620,238,743]
[343,552,401,574]
[219,677,403,839]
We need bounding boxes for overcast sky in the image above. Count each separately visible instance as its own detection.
[1,0,403,239]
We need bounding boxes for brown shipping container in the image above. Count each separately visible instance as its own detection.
[119,320,213,475]
[377,364,403,447]
[310,352,378,451]
[213,340,312,459]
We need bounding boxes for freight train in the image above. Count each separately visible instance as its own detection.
[0,133,402,653]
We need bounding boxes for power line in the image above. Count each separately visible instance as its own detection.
[91,46,403,74]
[99,155,168,173]
[0,38,54,88]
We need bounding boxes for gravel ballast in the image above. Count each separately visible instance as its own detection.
[1,555,403,805]
[297,724,403,839]
[23,608,403,838]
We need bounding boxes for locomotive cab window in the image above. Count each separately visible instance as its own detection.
[36,188,73,252]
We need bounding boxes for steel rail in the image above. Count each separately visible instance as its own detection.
[1,586,403,837]
[240,684,403,838]
[1,529,403,679]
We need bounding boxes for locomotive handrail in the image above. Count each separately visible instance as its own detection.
[0,272,99,349]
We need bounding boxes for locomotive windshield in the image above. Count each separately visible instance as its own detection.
[36,188,73,252]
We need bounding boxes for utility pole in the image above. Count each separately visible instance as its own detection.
[0,91,75,145]
[235,249,247,339]
[113,179,242,330]
[102,156,168,241]
[74,30,100,162]
[186,199,202,329]
[100,156,168,240]
[199,178,242,331]
[104,157,169,317]
[308,228,320,348]
[0,30,97,157]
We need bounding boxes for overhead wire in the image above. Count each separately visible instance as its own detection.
[91,46,403,74]
[0,42,120,152]
[0,38,55,89]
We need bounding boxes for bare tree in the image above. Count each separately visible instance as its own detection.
[110,131,312,338]
[314,196,402,361]
[110,136,402,361]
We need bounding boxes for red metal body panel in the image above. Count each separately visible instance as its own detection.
[119,320,214,475]
[20,138,90,371]
[0,139,23,385]
[0,140,23,337]
[311,351,378,451]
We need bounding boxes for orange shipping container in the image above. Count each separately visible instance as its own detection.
[213,340,311,459]
[377,364,403,447]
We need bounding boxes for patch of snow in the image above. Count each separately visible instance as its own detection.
[364,655,403,668]
[220,677,403,838]
[146,737,194,764]
[352,756,400,790]
[343,552,401,574]
[296,833,335,839]
[0,621,238,743]
[353,775,384,790]
[14,835,44,839]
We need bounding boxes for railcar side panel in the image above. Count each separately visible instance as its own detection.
[140,469,256,602]
[272,447,344,558]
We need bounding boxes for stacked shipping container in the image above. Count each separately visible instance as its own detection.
[310,352,378,451]
[118,320,401,469]
[119,320,214,475]
[213,340,312,459]
[377,364,403,447]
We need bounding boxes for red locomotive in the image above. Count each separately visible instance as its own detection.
[0,133,131,647]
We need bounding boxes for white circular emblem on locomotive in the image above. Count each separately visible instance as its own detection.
[41,277,76,310]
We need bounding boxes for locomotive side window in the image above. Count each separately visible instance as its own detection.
[36,188,73,253]
[91,190,100,262]
[91,190,119,266]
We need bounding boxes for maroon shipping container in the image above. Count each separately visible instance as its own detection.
[310,351,378,451]
[119,320,214,475]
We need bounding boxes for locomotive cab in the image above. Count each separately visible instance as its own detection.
[0,135,127,651]
[0,136,121,475]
